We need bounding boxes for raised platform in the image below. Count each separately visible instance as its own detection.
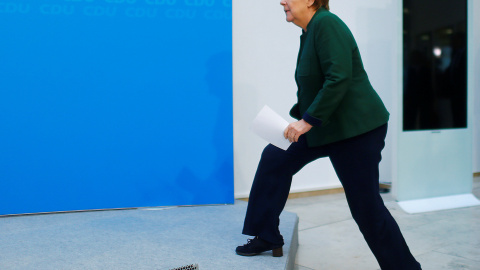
[0,201,298,270]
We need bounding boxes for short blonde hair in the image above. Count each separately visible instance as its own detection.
[311,0,329,11]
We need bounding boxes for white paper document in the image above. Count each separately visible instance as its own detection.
[251,105,292,151]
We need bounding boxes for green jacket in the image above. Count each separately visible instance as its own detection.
[290,8,389,147]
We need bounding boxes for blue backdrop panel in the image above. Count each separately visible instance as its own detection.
[0,0,233,215]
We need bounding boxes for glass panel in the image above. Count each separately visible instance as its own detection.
[403,0,467,131]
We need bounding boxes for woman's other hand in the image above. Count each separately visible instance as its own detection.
[284,119,312,143]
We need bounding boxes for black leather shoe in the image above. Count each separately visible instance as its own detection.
[236,236,283,257]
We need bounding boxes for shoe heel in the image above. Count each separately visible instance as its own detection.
[272,247,283,257]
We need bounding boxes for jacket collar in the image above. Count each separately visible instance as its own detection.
[304,7,327,33]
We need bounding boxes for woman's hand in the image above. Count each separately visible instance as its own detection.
[284,119,312,143]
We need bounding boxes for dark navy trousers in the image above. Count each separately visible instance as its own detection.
[242,124,421,270]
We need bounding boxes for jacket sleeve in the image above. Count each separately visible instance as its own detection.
[303,16,353,127]
[289,103,301,120]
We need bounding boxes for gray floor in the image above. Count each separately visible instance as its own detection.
[0,201,298,270]
[1,180,478,270]
[288,177,480,270]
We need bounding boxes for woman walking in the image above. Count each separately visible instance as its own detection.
[235,1,421,269]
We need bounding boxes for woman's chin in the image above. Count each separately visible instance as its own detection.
[285,16,294,23]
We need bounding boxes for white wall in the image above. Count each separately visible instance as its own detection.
[330,0,400,189]
[233,0,338,198]
[232,0,399,198]
[232,0,479,198]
